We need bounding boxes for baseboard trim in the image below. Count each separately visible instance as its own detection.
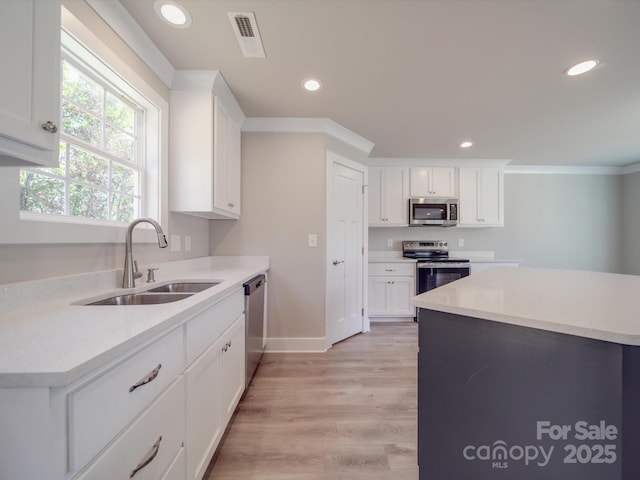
[265,337,329,353]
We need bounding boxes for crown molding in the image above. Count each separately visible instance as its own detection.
[86,0,175,87]
[242,118,375,155]
[622,163,640,175]
[505,165,623,175]
[366,158,511,167]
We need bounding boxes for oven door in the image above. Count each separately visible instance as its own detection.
[416,262,470,294]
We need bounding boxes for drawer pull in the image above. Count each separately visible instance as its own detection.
[130,435,162,478]
[129,364,162,393]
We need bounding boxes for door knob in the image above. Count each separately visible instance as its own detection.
[332,260,344,266]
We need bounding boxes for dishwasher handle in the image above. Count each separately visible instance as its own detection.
[244,274,266,295]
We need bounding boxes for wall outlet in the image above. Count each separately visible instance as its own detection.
[458,238,464,248]
[387,238,393,248]
[170,234,181,252]
[184,235,191,252]
[308,234,318,248]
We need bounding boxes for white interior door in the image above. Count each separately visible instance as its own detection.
[327,156,365,345]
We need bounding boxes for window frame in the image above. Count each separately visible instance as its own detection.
[0,25,168,245]
[21,52,145,224]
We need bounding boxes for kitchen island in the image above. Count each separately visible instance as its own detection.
[412,267,640,480]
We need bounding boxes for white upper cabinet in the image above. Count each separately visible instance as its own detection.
[458,167,504,226]
[170,71,245,219]
[410,167,457,198]
[0,0,61,167]
[369,166,409,226]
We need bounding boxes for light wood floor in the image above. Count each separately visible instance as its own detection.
[205,322,419,480]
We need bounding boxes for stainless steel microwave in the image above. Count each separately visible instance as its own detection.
[409,197,459,227]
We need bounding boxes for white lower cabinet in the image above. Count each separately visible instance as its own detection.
[68,327,185,471]
[368,262,416,318]
[0,287,250,480]
[186,315,245,480]
[75,377,185,480]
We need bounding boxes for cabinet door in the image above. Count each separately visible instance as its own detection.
[213,99,241,217]
[213,98,231,214]
[368,277,390,315]
[458,168,480,225]
[368,276,415,317]
[219,315,245,425]
[227,119,242,216]
[478,167,503,226]
[368,166,384,224]
[185,335,223,480]
[410,167,456,197]
[430,167,456,197]
[0,0,60,166]
[388,277,415,316]
[458,167,503,226]
[383,167,409,225]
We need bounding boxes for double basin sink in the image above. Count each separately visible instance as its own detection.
[86,281,221,306]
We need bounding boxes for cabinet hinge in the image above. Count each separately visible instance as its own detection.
[361,308,364,316]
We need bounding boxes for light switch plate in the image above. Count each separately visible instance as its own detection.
[308,234,318,248]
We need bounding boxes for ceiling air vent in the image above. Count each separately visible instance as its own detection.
[227,12,266,58]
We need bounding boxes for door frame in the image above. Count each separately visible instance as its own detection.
[325,151,369,350]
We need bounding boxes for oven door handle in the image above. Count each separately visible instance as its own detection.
[417,263,470,269]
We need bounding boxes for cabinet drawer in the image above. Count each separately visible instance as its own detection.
[186,288,244,364]
[74,376,185,480]
[369,262,415,276]
[68,327,185,471]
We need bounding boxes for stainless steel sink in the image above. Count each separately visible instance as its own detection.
[87,293,194,306]
[146,282,220,293]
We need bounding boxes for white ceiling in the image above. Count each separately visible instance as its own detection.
[119,0,640,167]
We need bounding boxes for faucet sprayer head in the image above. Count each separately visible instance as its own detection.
[158,233,168,248]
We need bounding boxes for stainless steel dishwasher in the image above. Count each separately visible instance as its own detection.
[244,274,266,387]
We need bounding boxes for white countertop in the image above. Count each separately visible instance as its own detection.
[0,256,269,388]
[413,266,640,346]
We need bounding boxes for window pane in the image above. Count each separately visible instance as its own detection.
[69,146,109,188]
[69,184,109,220]
[110,194,135,223]
[111,162,138,195]
[62,100,104,147]
[19,171,65,215]
[105,124,135,162]
[62,61,103,116]
[106,93,135,135]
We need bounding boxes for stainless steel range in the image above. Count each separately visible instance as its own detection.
[403,240,470,294]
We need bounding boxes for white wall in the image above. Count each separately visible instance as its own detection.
[621,171,640,275]
[369,173,624,273]
[209,133,328,340]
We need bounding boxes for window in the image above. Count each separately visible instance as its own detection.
[20,52,144,224]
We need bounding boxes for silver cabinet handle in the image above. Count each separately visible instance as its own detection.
[332,260,344,266]
[228,203,234,208]
[384,269,396,272]
[130,436,162,478]
[41,121,58,134]
[129,364,161,393]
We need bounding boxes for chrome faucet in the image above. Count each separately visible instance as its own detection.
[122,218,168,288]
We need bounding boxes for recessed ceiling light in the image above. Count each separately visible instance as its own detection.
[303,79,322,92]
[154,0,192,28]
[565,59,599,76]
[460,141,473,148]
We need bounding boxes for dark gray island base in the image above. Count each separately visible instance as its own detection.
[418,308,640,480]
